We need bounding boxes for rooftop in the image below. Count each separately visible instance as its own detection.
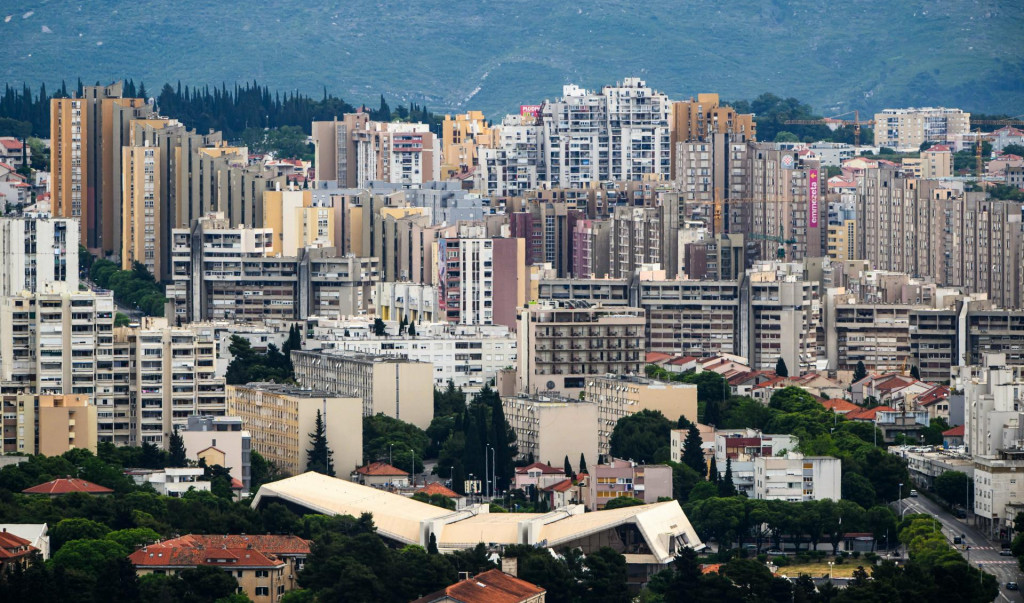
[412,569,546,603]
[22,477,114,495]
[356,462,410,477]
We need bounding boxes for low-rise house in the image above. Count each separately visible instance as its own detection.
[820,398,859,415]
[126,468,211,498]
[352,462,410,488]
[413,569,546,603]
[753,454,842,502]
[0,524,49,560]
[943,425,965,449]
[415,482,467,510]
[914,385,952,423]
[542,478,575,509]
[0,529,36,573]
[713,430,799,495]
[129,534,311,600]
[513,462,567,493]
[583,458,672,511]
[22,477,113,497]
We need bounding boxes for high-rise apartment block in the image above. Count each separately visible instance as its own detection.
[312,113,439,187]
[0,393,97,456]
[516,303,644,397]
[441,111,498,178]
[585,375,697,457]
[873,107,970,151]
[501,395,599,467]
[0,217,78,297]
[669,93,756,153]
[437,237,526,328]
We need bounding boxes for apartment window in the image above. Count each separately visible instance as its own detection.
[254,587,270,596]
[254,570,269,577]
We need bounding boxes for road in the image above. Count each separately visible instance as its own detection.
[900,494,1021,601]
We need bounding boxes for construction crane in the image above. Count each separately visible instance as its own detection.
[785,110,875,147]
[695,191,798,258]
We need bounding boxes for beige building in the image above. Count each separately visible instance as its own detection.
[312,113,438,186]
[121,144,163,276]
[826,220,857,261]
[291,350,434,429]
[584,376,698,457]
[0,393,96,456]
[262,188,335,257]
[516,303,645,398]
[441,110,498,178]
[501,396,599,467]
[901,146,953,178]
[874,107,971,151]
[744,263,820,373]
[227,383,362,477]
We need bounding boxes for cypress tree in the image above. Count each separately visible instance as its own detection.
[719,458,737,497]
[563,455,573,477]
[682,424,706,478]
[305,409,335,476]
[775,357,789,378]
[578,453,588,475]
[708,456,720,483]
[168,427,188,467]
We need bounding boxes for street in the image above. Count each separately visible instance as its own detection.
[899,494,1021,602]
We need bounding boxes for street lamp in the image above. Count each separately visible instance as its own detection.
[827,561,834,580]
[410,449,416,487]
[898,482,905,518]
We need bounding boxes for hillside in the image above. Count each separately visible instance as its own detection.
[1,0,1021,116]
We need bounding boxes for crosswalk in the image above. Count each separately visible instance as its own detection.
[977,560,1018,565]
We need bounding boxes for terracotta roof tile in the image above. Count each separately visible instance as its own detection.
[943,425,965,437]
[22,477,114,495]
[356,462,409,476]
[413,569,545,603]
[418,482,462,499]
[514,462,563,475]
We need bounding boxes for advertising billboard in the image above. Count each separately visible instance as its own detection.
[808,168,819,228]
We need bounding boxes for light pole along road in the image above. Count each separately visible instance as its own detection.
[900,493,1021,602]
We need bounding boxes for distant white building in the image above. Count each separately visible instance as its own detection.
[753,454,841,502]
[714,430,800,495]
[0,524,49,559]
[127,468,211,498]
[181,415,252,492]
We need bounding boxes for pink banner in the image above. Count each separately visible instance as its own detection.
[520,104,541,118]
[808,168,819,228]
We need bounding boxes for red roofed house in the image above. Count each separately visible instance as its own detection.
[0,137,29,169]
[943,425,965,448]
[845,405,896,422]
[129,534,311,600]
[821,398,859,415]
[22,477,114,497]
[0,529,37,573]
[541,478,576,508]
[914,385,952,422]
[416,481,467,509]
[352,462,411,488]
[513,462,566,492]
[412,569,546,603]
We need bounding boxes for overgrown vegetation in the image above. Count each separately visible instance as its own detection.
[223,325,302,385]
[89,259,166,317]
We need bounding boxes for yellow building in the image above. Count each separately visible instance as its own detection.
[901,146,954,179]
[441,110,498,178]
[584,376,698,456]
[827,220,858,261]
[670,94,756,143]
[121,145,163,276]
[226,383,363,476]
[262,187,316,256]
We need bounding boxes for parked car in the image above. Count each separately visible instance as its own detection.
[953,536,962,545]
[766,549,785,556]
[1000,549,1013,556]
[909,489,918,497]
[1007,582,1019,591]
[954,509,967,518]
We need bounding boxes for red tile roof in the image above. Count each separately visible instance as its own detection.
[515,462,563,475]
[129,544,283,568]
[0,530,35,560]
[418,482,462,499]
[943,425,965,437]
[822,398,859,413]
[22,477,114,495]
[0,138,24,151]
[413,569,545,603]
[926,144,952,152]
[168,534,311,556]
[917,386,950,407]
[846,406,896,421]
[645,352,672,363]
[355,461,409,476]
[667,356,699,366]
[542,478,574,493]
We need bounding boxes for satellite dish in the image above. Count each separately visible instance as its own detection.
[546,381,556,390]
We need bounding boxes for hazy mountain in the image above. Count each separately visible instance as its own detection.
[1,0,1021,116]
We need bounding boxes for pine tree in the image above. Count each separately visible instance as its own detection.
[399,315,408,335]
[305,409,335,476]
[564,455,573,477]
[719,458,737,497]
[373,318,387,336]
[708,456,720,483]
[578,453,588,475]
[775,357,789,378]
[682,424,706,478]
[407,322,416,337]
[853,360,868,383]
[910,365,920,380]
[168,427,188,467]
[427,533,438,554]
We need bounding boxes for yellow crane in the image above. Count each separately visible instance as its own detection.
[785,110,874,147]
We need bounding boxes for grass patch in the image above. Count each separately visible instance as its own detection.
[775,561,861,579]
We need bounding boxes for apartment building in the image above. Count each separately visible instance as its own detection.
[0,393,97,456]
[298,248,378,319]
[874,107,971,151]
[823,291,912,375]
[713,430,799,495]
[540,79,672,187]
[51,82,149,252]
[746,145,825,261]
[181,415,252,491]
[509,200,583,277]
[584,375,697,457]
[669,94,755,155]
[312,113,439,187]
[437,237,526,329]
[826,220,857,261]
[516,303,645,398]
[583,459,672,510]
[753,454,841,502]
[441,110,498,178]
[376,281,437,324]
[262,187,330,257]
[226,383,362,477]
[501,395,599,467]
[639,278,741,358]
[901,146,954,178]
[672,135,751,228]
[608,200,680,278]
[318,323,516,393]
[479,114,542,196]
[744,264,820,372]
[291,350,433,429]
[121,144,163,276]
[682,233,745,281]
[0,217,78,297]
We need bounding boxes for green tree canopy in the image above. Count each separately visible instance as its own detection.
[609,410,673,464]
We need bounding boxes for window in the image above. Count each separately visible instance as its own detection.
[254,570,269,577]
[255,587,270,596]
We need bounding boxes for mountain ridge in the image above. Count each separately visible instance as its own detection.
[1,0,1021,116]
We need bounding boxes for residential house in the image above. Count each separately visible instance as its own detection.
[713,430,800,495]
[125,468,211,498]
[583,459,672,511]
[412,569,546,603]
[352,462,410,489]
[0,530,36,573]
[21,478,113,497]
[542,478,576,509]
[415,482,467,510]
[513,463,567,493]
[0,524,49,560]
[943,425,965,449]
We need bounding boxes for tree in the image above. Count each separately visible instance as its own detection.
[563,455,573,477]
[718,458,737,497]
[306,409,335,476]
[935,471,971,508]
[50,538,128,575]
[50,518,110,553]
[580,547,629,603]
[853,360,868,383]
[407,322,416,337]
[578,453,588,476]
[250,450,284,492]
[105,527,161,550]
[604,496,645,510]
[708,456,720,483]
[682,423,706,478]
[372,318,387,336]
[168,427,188,467]
[775,357,789,377]
[910,365,920,380]
[609,409,673,464]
